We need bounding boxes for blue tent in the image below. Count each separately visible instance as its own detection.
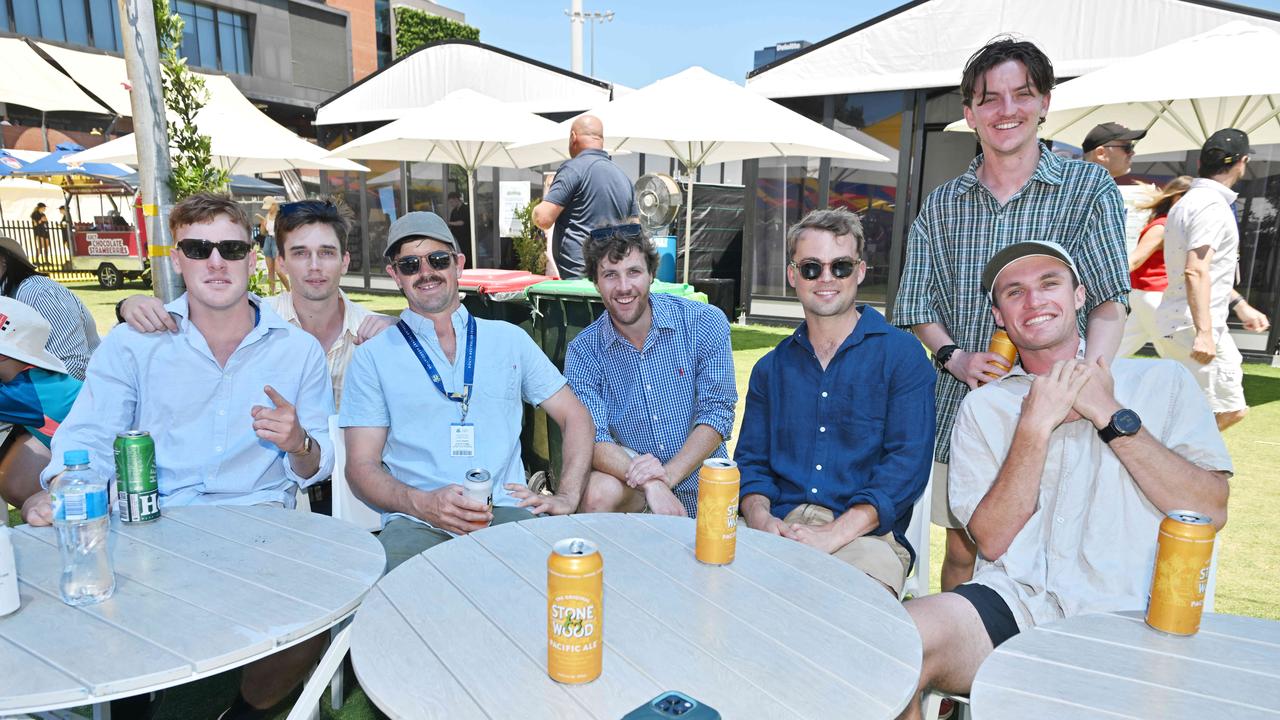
[0,150,29,176]
[12,142,130,181]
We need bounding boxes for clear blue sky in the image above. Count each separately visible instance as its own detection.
[447,0,1280,88]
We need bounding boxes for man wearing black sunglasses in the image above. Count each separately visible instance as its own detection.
[340,212,594,570]
[28,192,336,720]
[1083,122,1149,257]
[565,223,737,518]
[736,208,934,598]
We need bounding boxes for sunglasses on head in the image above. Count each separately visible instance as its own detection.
[392,250,454,276]
[790,258,860,281]
[589,223,645,242]
[177,238,253,261]
[280,199,339,218]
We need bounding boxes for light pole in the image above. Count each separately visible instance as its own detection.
[564,8,614,77]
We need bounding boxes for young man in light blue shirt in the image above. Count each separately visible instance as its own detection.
[25,192,335,720]
[341,212,594,571]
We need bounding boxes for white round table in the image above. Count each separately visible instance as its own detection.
[351,513,922,719]
[971,609,1280,719]
[0,505,385,716]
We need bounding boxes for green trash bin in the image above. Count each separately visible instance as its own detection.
[524,278,709,488]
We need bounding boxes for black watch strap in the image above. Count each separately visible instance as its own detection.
[1098,409,1142,444]
[935,344,960,370]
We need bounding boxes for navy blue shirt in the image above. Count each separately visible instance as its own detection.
[545,148,637,279]
[735,306,935,564]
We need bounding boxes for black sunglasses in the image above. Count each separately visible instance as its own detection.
[392,251,454,276]
[280,199,339,218]
[177,239,253,261]
[1102,143,1135,154]
[790,259,860,281]
[589,223,645,242]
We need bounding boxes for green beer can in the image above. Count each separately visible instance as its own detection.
[114,431,159,523]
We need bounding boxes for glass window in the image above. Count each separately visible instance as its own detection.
[752,157,819,298]
[37,1,65,41]
[196,7,217,69]
[217,13,238,74]
[63,0,90,45]
[12,0,39,37]
[88,0,119,51]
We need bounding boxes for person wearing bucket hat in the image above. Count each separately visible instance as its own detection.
[1157,128,1270,432]
[898,240,1231,720]
[0,236,99,380]
[340,211,595,571]
[0,297,83,523]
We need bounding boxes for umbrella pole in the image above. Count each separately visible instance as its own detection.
[682,171,695,284]
[468,170,478,267]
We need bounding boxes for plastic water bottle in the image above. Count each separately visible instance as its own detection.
[50,449,115,606]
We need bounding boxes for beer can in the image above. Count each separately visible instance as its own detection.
[1146,510,1215,635]
[114,431,159,523]
[547,538,603,684]
[984,329,1018,378]
[695,458,739,565]
[462,468,493,510]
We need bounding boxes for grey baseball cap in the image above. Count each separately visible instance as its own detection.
[982,240,1081,298]
[384,211,458,259]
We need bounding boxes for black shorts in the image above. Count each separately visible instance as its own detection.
[950,582,1020,649]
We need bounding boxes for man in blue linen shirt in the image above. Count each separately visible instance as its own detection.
[340,212,594,571]
[25,192,335,720]
[565,223,736,518]
[736,208,935,597]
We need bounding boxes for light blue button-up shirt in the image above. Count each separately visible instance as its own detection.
[41,294,335,508]
[340,305,566,528]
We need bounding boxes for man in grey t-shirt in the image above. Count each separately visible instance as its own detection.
[533,115,637,279]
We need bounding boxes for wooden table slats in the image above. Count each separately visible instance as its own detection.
[0,507,385,716]
[972,610,1280,719]
[354,514,922,720]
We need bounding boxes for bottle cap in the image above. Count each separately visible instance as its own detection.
[63,449,90,466]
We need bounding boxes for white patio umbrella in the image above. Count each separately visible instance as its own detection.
[944,22,1280,154]
[326,89,564,262]
[507,66,888,282]
[65,76,369,175]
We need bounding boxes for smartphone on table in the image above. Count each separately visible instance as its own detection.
[621,691,721,719]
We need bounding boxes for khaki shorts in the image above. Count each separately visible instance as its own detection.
[930,461,963,529]
[1162,327,1247,414]
[782,504,912,597]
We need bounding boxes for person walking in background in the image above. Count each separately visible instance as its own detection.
[255,196,290,295]
[1157,129,1270,431]
[893,36,1130,595]
[1118,176,1191,357]
[1081,122,1150,253]
[0,237,98,380]
[29,202,49,266]
[533,115,637,279]
[57,205,73,259]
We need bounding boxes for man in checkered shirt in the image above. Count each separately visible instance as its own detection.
[564,223,736,518]
[893,36,1130,594]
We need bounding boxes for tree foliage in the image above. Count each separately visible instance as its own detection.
[513,199,547,275]
[153,0,228,199]
[393,7,479,58]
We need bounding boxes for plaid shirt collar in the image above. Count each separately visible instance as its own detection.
[953,145,1068,198]
[599,292,675,350]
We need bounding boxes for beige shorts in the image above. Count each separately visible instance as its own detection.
[930,461,963,529]
[782,504,912,597]
[1162,327,1247,414]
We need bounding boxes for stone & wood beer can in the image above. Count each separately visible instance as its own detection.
[695,458,739,565]
[984,329,1018,378]
[1146,510,1215,635]
[114,431,159,523]
[547,538,603,684]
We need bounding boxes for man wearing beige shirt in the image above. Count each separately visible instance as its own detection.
[895,240,1232,720]
[119,199,395,513]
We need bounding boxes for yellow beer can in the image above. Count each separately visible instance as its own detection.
[984,329,1018,378]
[547,538,603,683]
[1146,510,1215,635]
[695,458,740,565]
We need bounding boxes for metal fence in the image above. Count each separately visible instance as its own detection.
[0,221,95,282]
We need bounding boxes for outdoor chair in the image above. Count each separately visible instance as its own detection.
[328,414,383,532]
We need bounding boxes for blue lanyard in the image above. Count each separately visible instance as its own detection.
[397,314,477,421]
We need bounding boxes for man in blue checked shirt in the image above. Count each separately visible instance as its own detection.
[565,223,737,518]
[736,208,934,598]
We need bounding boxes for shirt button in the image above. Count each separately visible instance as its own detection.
[815,464,822,471]
[658,444,665,451]
[218,410,226,416]
[819,426,826,433]
[810,488,818,494]
[215,446,223,453]
[651,415,658,422]
[821,391,828,398]
[646,384,652,390]
[1056,516,1064,524]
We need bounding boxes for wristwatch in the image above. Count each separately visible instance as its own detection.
[1098,409,1142,444]
[289,433,314,456]
[934,344,960,370]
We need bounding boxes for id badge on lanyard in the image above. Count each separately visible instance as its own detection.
[397,316,477,456]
